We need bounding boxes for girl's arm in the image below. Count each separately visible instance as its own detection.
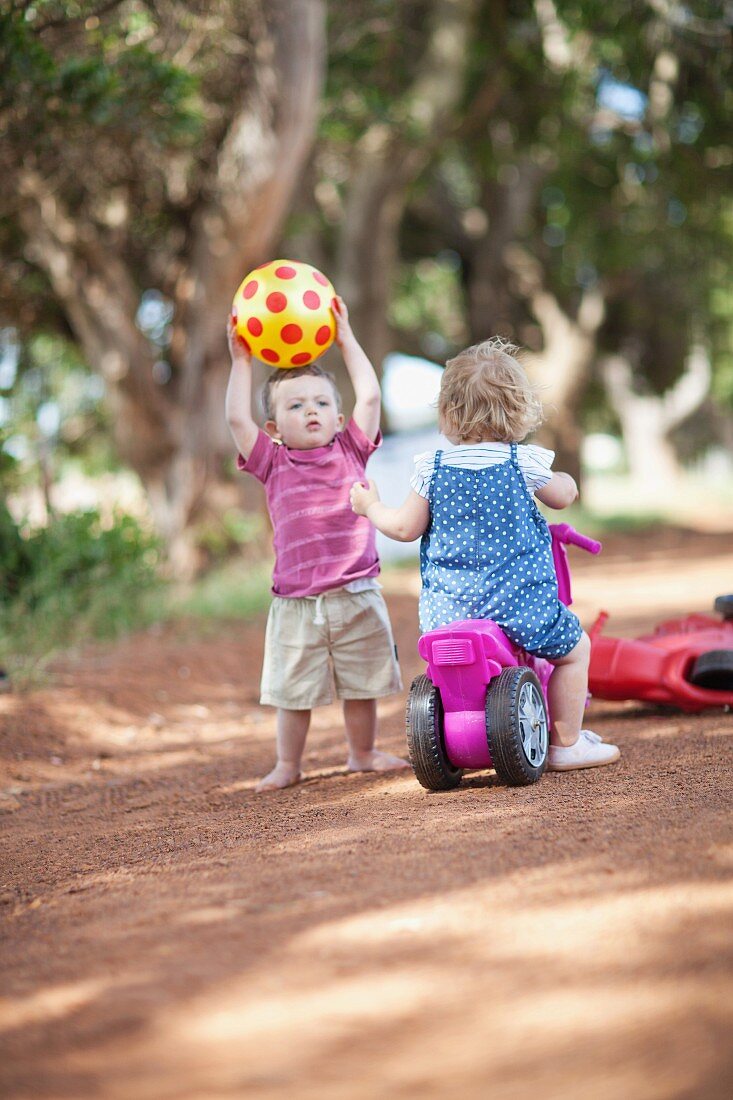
[351,480,430,542]
[333,297,381,443]
[225,317,260,459]
[535,471,578,509]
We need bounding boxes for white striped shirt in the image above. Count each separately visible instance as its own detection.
[410,442,555,499]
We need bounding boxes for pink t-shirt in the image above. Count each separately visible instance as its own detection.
[237,419,381,598]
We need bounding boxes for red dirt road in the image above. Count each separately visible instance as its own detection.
[2,528,733,1100]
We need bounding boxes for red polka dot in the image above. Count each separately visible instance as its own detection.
[275,265,297,279]
[312,270,329,287]
[240,336,251,353]
[266,292,287,313]
[281,323,303,344]
[242,280,258,299]
[246,317,263,337]
[303,290,321,310]
[315,325,332,345]
[256,262,271,269]
[261,348,280,363]
[291,352,312,365]
[231,308,238,322]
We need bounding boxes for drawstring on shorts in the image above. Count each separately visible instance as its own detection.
[307,583,378,627]
[312,593,326,626]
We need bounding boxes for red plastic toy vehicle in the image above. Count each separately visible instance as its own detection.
[588,595,733,712]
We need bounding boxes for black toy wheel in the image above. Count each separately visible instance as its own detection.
[486,667,549,786]
[714,595,733,621]
[688,649,733,691]
[405,674,463,791]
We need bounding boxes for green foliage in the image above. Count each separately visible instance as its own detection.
[0,0,206,334]
[390,254,467,357]
[0,3,201,151]
[0,427,21,491]
[170,559,272,623]
[0,499,32,601]
[194,508,267,567]
[0,508,164,684]
[1,0,731,571]
[325,2,433,133]
[380,0,732,405]
[0,329,115,492]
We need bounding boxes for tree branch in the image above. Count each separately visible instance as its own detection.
[645,0,732,42]
[182,0,327,367]
[661,344,711,428]
[36,0,128,35]
[336,0,479,359]
[17,169,174,469]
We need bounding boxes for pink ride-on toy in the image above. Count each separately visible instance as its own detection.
[406,524,601,790]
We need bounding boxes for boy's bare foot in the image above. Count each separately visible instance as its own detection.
[347,750,410,773]
[255,762,302,792]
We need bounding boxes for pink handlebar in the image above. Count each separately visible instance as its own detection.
[548,523,602,607]
[549,522,602,556]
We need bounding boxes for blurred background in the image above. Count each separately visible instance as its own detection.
[1,0,732,675]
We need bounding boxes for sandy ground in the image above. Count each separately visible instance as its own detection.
[1,526,733,1100]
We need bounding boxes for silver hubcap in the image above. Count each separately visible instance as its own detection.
[518,681,548,766]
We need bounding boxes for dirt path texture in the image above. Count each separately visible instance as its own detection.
[1,526,733,1100]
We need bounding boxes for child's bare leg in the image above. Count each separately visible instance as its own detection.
[256,707,310,792]
[343,698,409,772]
[547,632,591,747]
[546,632,620,770]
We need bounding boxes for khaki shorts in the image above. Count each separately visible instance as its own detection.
[260,587,403,709]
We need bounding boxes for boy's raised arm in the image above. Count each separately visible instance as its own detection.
[332,296,381,443]
[225,317,260,460]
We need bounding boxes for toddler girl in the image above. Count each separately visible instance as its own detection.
[350,337,619,771]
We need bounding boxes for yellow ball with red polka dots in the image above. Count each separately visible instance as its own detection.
[232,259,336,368]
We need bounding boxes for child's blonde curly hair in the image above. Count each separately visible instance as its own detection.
[438,336,544,443]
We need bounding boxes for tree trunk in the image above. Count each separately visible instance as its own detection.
[17,1,326,576]
[335,0,479,400]
[465,159,546,341]
[504,244,605,484]
[601,346,711,492]
[18,170,174,473]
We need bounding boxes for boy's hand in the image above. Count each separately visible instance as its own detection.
[332,295,354,347]
[227,315,252,366]
[350,479,380,516]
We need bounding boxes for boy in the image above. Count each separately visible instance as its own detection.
[225,296,406,792]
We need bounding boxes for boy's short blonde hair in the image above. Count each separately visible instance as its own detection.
[438,337,544,443]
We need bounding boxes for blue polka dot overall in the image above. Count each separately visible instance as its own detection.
[419,444,582,659]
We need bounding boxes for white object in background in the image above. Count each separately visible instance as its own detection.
[381,352,442,431]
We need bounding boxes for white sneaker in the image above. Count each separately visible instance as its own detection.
[547,729,620,771]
